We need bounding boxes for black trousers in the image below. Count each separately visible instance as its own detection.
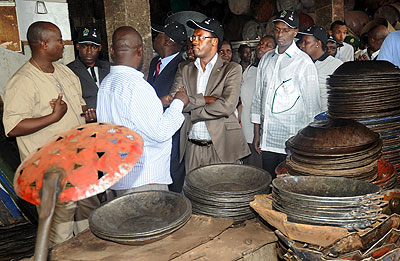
[168,129,186,193]
[261,151,286,180]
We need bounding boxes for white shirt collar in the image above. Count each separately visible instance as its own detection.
[274,40,297,58]
[160,52,179,68]
[194,52,219,72]
[371,49,380,60]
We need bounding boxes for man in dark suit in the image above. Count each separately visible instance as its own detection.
[147,21,187,192]
[67,27,110,110]
[67,26,110,229]
[171,18,250,174]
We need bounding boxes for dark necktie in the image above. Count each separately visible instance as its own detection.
[154,60,162,79]
[90,66,97,83]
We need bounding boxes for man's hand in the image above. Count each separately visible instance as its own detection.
[174,85,189,106]
[357,54,369,61]
[51,93,67,122]
[160,94,173,107]
[204,96,217,104]
[84,108,96,122]
[253,123,262,155]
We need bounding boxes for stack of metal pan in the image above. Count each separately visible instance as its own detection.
[183,164,272,222]
[89,191,192,245]
[272,176,386,230]
[327,61,400,169]
[285,118,382,182]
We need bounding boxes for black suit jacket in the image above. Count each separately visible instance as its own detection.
[147,52,185,98]
[67,58,110,109]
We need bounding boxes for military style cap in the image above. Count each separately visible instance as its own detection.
[273,10,299,29]
[186,17,224,43]
[299,25,328,45]
[78,27,101,45]
[152,21,187,45]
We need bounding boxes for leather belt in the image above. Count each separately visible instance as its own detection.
[189,139,213,146]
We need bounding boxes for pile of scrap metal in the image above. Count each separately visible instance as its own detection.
[250,194,400,260]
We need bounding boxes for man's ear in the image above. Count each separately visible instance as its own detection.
[329,30,333,36]
[76,43,80,49]
[110,44,115,59]
[212,38,218,47]
[137,45,143,57]
[41,40,47,50]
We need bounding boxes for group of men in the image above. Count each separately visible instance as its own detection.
[3,9,400,247]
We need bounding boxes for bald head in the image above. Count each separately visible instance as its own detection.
[27,21,59,49]
[111,26,143,68]
[369,25,389,52]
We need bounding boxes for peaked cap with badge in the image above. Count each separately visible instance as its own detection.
[273,10,299,29]
[78,27,101,45]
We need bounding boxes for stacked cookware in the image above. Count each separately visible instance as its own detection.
[183,164,271,222]
[285,118,382,182]
[327,61,400,170]
[89,191,192,244]
[272,176,386,230]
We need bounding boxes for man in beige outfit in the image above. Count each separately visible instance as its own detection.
[3,21,94,246]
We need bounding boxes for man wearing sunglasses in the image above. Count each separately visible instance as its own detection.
[171,17,250,174]
[251,10,320,179]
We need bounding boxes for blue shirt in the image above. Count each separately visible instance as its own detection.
[378,31,400,67]
[97,65,184,189]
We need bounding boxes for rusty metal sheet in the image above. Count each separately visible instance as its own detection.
[14,123,143,205]
[0,5,21,52]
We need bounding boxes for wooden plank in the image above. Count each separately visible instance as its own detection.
[174,219,277,261]
[50,215,233,260]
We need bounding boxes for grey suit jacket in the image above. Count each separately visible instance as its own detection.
[172,56,250,162]
[67,58,110,109]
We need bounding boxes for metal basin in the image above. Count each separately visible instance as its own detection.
[89,191,191,244]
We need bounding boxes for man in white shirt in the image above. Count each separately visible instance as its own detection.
[96,26,189,198]
[299,25,343,112]
[329,21,354,62]
[368,24,389,61]
[251,10,321,179]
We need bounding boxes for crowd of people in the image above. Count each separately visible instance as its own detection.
[3,9,400,247]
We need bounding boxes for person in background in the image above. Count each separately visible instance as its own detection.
[218,39,233,62]
[238,44,252,71]
[326,35,338,57]
[299,25,342,112]
[3,21,94,246]
[367,25,389,61]
[147,21,187,193]
[67,27,110,110]
[171,17,250,174]
[240,35,276,168]
[185,40,195,61]
[329,20,354,62]
[251,10,320,179]
[377,30,400,67]
[67,26,110,230]
[96,26,189,198]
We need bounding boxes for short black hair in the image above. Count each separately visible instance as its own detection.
[238,44,250,54]
[27,21,54,47]
[330,20,346,31]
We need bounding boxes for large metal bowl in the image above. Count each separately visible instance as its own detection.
[286,119,379,154]
[89,191,191,244]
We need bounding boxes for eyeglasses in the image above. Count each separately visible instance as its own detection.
[189,36,216,41]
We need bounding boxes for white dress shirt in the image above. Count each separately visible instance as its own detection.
[188,53,218,140]
[335,42,354,62]
[97,65,184,189]
[153,52,179,77]
[240,64,258,143]
[251,41,321,154]
[314,53,343,112]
